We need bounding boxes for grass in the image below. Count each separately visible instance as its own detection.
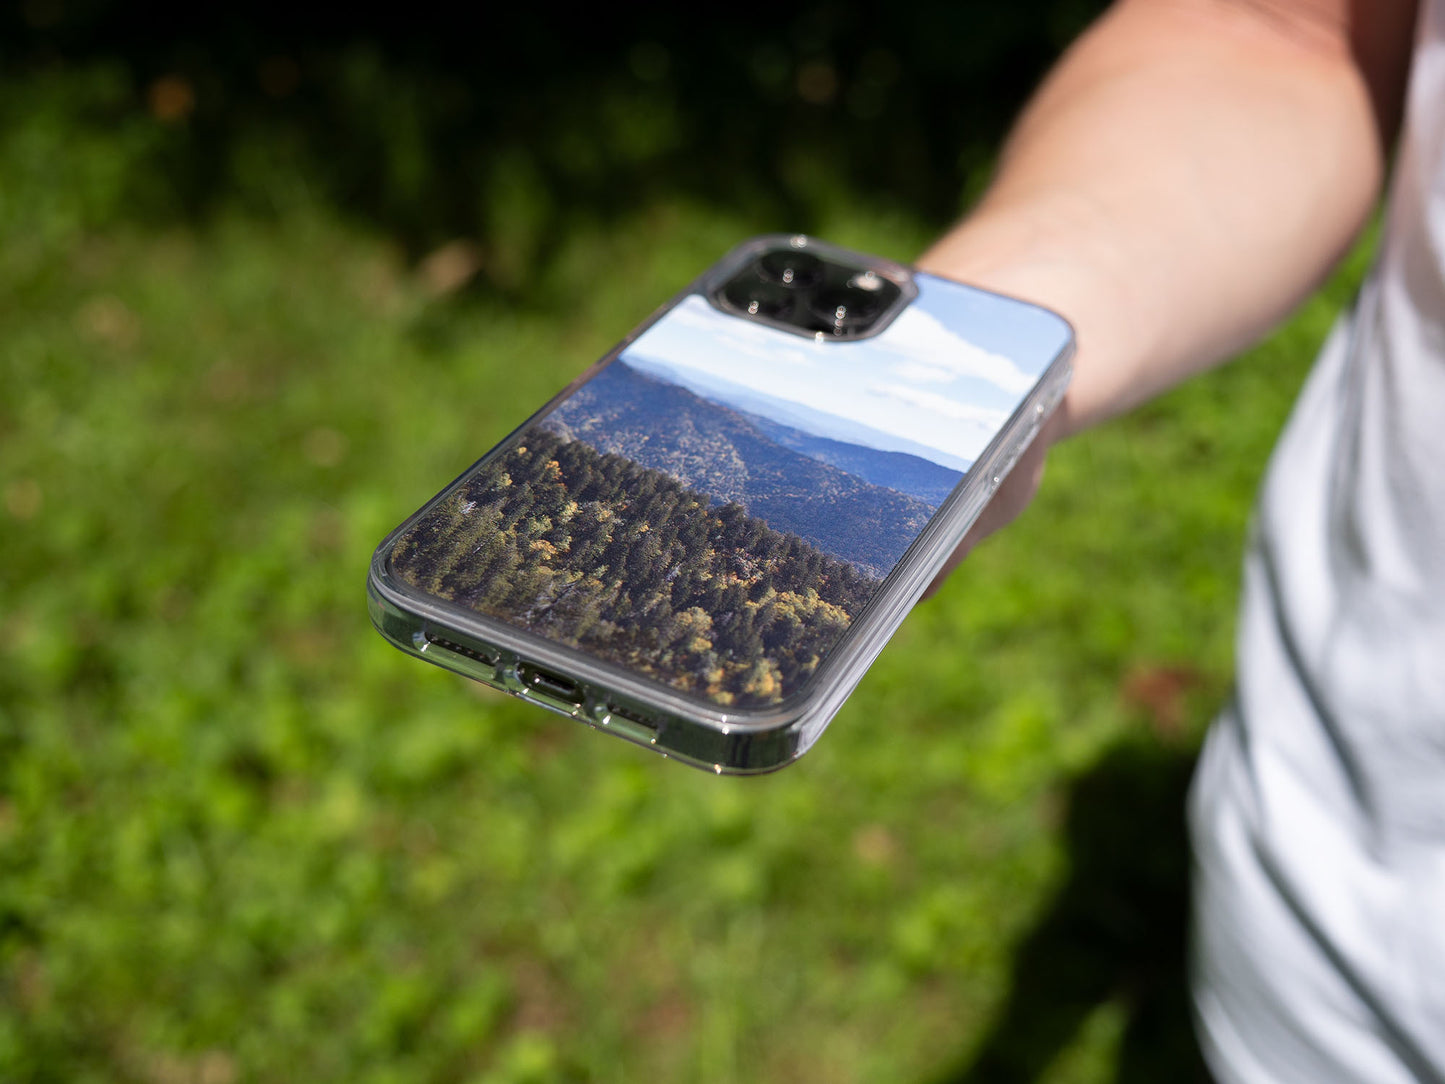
[0,62,1369,1083]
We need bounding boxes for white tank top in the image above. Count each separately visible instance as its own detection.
[1191,2,1445,1078]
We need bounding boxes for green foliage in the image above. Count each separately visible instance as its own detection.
[0,2,1110,267]
[0,56,1370,1084]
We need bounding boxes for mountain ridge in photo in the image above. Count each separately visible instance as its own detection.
[624,350,976,476]
[541,360,949,577]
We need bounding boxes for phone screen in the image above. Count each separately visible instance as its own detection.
[388,265,1069,711]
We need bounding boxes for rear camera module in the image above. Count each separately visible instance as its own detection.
[713,240,906,340]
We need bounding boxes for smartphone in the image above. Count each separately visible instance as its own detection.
[368,235,1072,773]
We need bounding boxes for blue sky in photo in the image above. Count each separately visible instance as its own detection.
[623,275,1071,469]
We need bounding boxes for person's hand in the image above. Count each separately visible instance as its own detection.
[921,409,1059,599]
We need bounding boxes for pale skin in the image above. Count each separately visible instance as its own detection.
[919,0,1419,596]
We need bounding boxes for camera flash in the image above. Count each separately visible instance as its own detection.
[849,271,883,292]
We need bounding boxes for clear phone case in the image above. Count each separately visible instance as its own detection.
[368,236,1072,773]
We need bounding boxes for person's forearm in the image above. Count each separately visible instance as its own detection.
[918,0,1416,439]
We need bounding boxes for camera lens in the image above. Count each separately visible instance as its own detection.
[712,244,906,337]
[808,286,884,334]
[723,275,796,321]
[758,250,824,288]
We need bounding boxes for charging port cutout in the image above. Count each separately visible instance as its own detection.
[517,663,584,712]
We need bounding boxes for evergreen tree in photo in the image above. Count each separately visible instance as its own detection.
[390,428,883,708]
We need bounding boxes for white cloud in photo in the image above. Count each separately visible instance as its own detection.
[623,291,1056,466]
[880,304,1038,395]
[892,360,956,385]
[869,383,1011,428]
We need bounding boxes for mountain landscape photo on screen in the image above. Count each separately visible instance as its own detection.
[390,276,1070,708]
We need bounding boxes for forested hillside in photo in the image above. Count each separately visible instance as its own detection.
[389,428,883,707]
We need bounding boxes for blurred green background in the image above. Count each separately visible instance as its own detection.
[0,3,1369,1081]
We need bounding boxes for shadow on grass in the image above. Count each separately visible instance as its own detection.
[929,740,1212,1084]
